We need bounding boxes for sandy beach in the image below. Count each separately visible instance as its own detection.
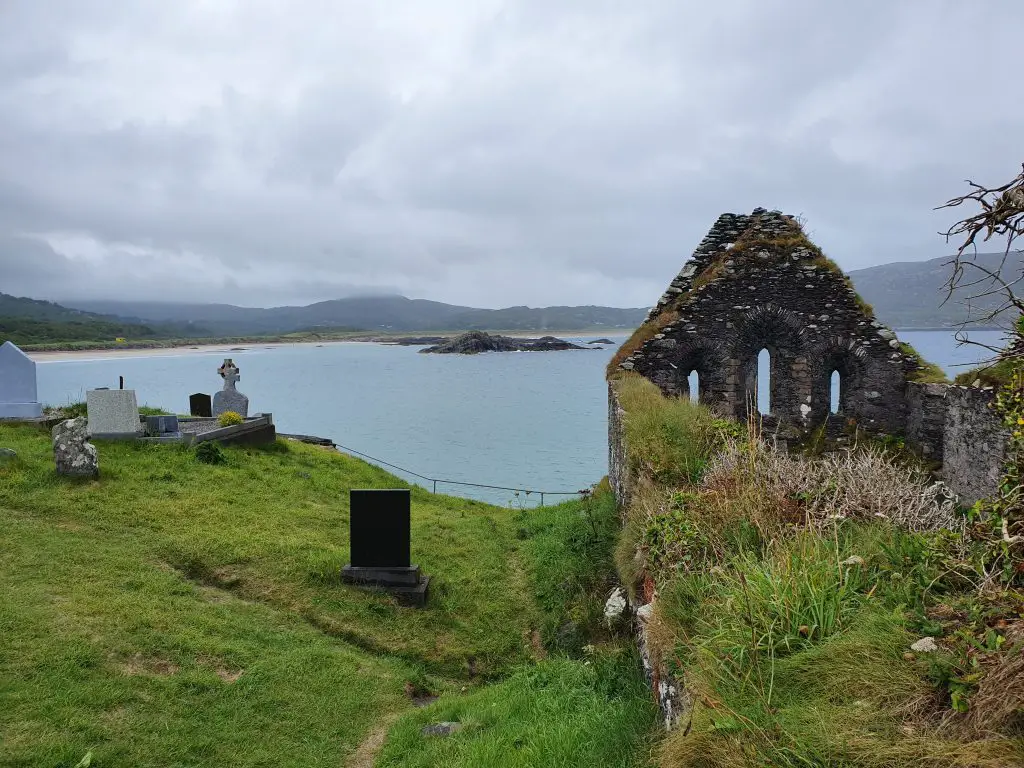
[29,340,353,363]
[27,331,628,363]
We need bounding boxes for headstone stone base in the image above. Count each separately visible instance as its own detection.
[145,414,180,438]
[0,402,43,419]
[341,565,430,607]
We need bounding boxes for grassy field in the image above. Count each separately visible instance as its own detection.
[0,423,655,767]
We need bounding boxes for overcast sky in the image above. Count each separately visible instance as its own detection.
[1,1,1021,309]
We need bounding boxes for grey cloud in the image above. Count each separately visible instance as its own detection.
[0,0,1021,311]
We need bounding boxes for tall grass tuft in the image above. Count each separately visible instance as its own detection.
[615,375,731,487]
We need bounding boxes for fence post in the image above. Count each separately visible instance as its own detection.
[432,480,437,494]
[540,492,545,507]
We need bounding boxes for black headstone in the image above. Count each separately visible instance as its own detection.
[349,489,411,568]
[189,392,212,417]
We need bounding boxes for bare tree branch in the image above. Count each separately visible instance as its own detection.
[936,164,1024,365]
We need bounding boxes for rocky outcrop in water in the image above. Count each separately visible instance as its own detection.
[419,331,589,354]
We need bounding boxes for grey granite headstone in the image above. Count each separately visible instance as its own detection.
[52,418,99,477]
[212,359,249,418]
[86,389,143,439]
[0,341,42,419]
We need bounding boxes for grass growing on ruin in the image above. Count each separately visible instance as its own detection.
[954,356,1017,387]
[607,214,893,378]
[614,382,1024,767]
[0,423,657,767]
[607,311,679,379]
[614,374,740,487]
[900,341,950,384]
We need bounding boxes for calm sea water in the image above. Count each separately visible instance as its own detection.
[35,330,1006,506]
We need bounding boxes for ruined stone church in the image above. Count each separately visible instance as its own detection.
[613,208,931,437]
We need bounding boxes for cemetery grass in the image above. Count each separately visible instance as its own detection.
[0,424,657,767]
[376,484,659,767]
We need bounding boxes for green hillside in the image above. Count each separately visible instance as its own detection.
[64,296,650,335]
[0,293,104,322]
[848,251,1024,328]
[0,292,202,345]
[0,426,654,767]
[0,316,168,346]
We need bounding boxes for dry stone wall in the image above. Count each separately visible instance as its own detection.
[942,386,1010,506]
[905,382,949,463]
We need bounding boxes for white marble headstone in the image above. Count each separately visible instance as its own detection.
[0,341,42,419]
[86,389,143,438]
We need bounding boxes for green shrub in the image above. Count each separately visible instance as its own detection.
[194,441,226,465]
[59,401,88,419]
[218,411,244,427]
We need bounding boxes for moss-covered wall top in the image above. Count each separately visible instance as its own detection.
[614,208,937,435]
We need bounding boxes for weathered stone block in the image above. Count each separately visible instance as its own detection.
[52,418,99,478]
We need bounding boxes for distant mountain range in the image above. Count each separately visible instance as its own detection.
[848,251,1023,329]
[2,251,1019,343]
[60,296,650,335]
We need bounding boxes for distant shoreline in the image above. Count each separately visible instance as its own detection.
[24,325,1000,363]
[29,330,630,363]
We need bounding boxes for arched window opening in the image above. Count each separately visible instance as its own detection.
[687,370,700,404]
[830,370,841,414]
[757,348,771,415]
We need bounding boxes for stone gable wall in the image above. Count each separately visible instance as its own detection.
[623,209,916,437]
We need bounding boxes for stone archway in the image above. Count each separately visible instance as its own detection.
[671,342,725,410]
[730,305,809,423]
[809,337,869,425]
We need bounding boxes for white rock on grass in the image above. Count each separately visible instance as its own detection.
[910,637,939,653]
[604,587,627,622]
